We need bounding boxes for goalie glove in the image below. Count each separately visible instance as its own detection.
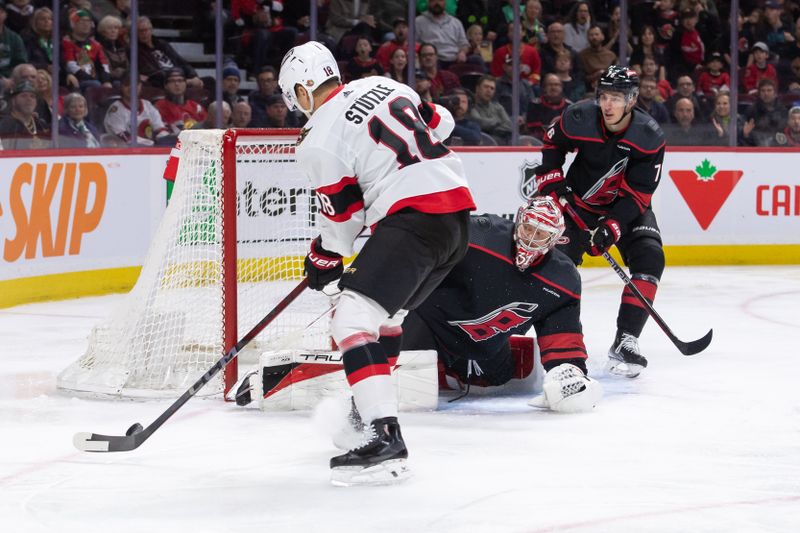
[305,236,343,291]
[528,363,602,413]
[533,168,568,198]
[587,217,622,256]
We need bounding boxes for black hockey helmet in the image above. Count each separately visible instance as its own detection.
[596,65,639,102]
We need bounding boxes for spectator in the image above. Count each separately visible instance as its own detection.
[104,73,171,146]
[669,9,705,81]
[667,75,708,121]
[641,56,672,101]
[418,42,461,99]
[742,78,787,146]
[496,53,534,119]
[415,0,470,67]
[578,26,617,88]
[5,0,32,35]
[231,99,252,128]
[21,7,51,72]
[637,75,670,124]
[375,17,419,71]
[325,0,377,45]
[553,49,585,102]
[629,25,666,74]
[415,69,434,102]
[662,96,718,145]
[194,100,231,129]
[774,106,800,147]
[653,0,679,54]
[346,36,383,80]
[58,92,101,148]
[384,47,409,85]
[137,16,202,89]
[222,65,242,108]
[0,79,49,149]
[95,15,128,85]
[758,0,794,51]
[469,75,512,144]
[491,26,541,86]
[0,1,28,91]
[540,22,583,83]
[444,87,481,146]
[62,9,111,92]
[526,73,570,140]
[263,94,288,128]
[563,1,593,52]
[155,68,207,134]
[465,23,492,66]
[696,52,730,98]
[744,41,779,95]
[521,0,546,48]
[709,91,743,145]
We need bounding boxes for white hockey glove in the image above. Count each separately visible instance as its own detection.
[528,363,602,413]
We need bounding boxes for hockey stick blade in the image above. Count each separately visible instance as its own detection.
[73,278,309,453]
[675,328,713,356]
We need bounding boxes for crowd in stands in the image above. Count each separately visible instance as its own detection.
[2,0,800,150]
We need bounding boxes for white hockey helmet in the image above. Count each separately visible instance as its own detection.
[514,196,565,271]
[279,41,340,118]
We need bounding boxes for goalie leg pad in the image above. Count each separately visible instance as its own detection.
[528,363,602,413]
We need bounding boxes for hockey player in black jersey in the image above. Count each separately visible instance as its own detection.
[533,65,666,378]
[402,196,602,413]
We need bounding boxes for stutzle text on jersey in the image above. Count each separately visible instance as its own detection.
[344,84,397,124]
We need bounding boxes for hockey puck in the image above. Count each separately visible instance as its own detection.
[126,423,144,436]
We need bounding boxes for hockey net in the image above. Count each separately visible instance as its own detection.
[58,129,332,399]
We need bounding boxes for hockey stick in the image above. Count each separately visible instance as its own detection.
[74,278,310,452]
[559,200,712,356]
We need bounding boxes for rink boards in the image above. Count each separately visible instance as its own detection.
[0,146,798,307]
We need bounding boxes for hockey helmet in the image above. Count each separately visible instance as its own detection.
[596,65,639,103]
[279,41,340,117]
[514,196,565,271]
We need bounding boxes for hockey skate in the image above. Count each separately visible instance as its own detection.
[330,416,411,487]
[607,332,648,378]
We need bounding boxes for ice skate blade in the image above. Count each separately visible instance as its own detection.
[605,358,643,379]
[330,459,411,487]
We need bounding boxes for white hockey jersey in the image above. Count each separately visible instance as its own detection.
[296,77,475,256]
[104,99,169,145]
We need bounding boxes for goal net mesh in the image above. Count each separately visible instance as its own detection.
[57,129,331,398]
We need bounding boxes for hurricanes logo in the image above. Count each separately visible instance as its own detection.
[669,159,743,230]
[449,302,538,341]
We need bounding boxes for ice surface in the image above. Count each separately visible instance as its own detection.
[1,266,799,533]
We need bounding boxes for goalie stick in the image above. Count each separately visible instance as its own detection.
[73,278,310,452]
[559,199,712,356]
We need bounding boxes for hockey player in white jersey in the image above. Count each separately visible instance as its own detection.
[279,41,476,486]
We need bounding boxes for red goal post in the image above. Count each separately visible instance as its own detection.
[58,128,332,399]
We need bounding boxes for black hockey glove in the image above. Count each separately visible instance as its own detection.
[418,101,436,124]
[304,236,343,290]
[588,217,622,256]
[534,168,568,199]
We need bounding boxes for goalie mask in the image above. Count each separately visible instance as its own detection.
[279,41,340,119]
[514,196,565,271]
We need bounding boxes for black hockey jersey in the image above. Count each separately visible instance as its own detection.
[412,215,586,369]
[537,100,666,225]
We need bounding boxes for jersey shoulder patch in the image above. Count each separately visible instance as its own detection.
[561,100,601,140]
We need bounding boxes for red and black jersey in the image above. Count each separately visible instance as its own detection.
[411,214,586,370]
[537,99,665,224]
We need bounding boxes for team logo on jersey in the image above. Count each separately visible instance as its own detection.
[519,159,542,200]
[582,157,628,205]
[448,302,538,342]
[669,159,743,230]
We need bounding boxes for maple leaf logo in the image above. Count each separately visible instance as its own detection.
[695,159,717,181]
[669,161,743,230]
